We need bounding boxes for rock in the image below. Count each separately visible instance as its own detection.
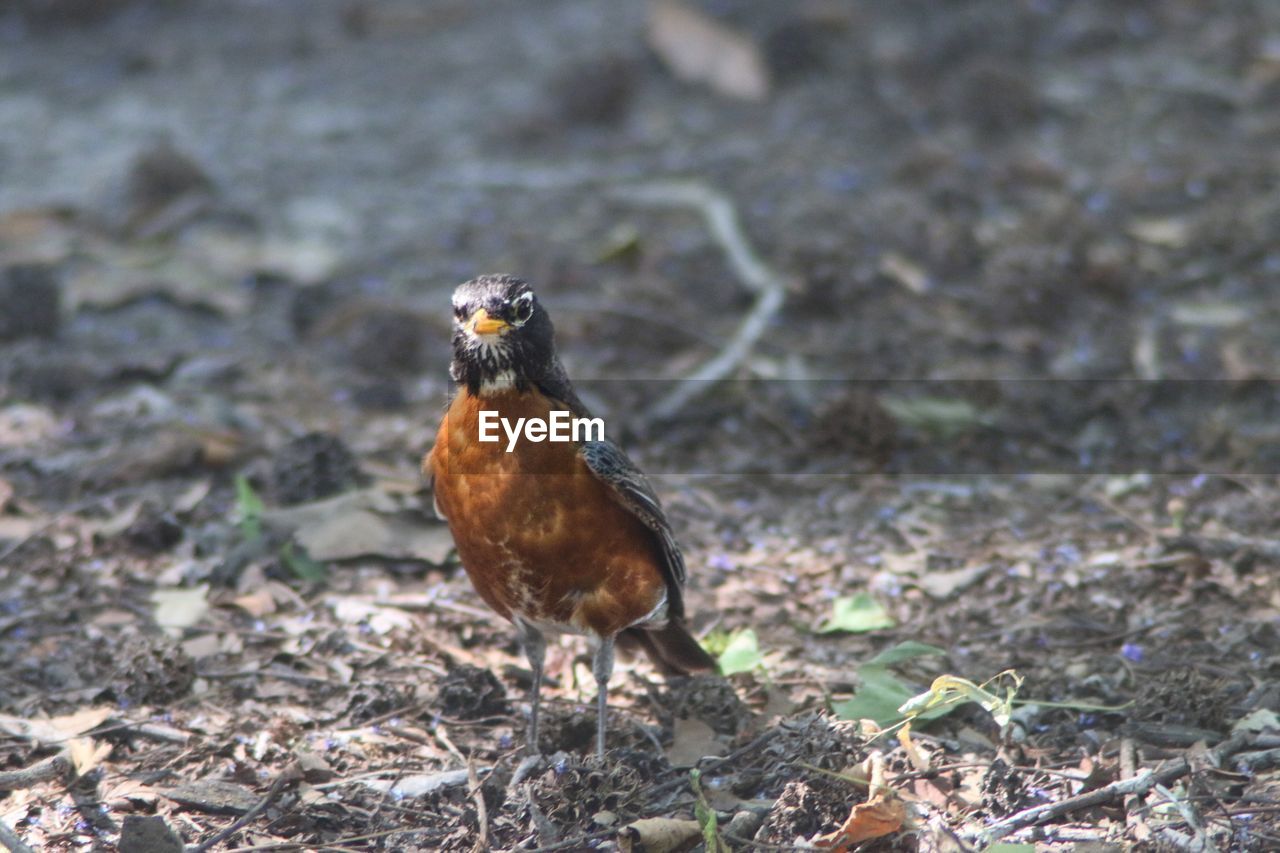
[118,815,184,853]
[550,55,637,126]
[0,264,61,340]
[124,141,215,235]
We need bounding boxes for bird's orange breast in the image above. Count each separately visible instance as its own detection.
[426,389,667,638]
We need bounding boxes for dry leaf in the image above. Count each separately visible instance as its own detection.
[67,737,112,775]
[1169,301,1250,329]
[360,769,471,797]
[0,403,59,448]
[1127,217,1190,248]
[897,723,930,772]
[664,717,728,766]
[151,585,210,633]
[879,252,931,294]
[913,563,992,599]
[0,706,114,744]
[814,788,906,850]
[648,0,769,101]
[331,598,416,634]
[264,489,455,563]
[232,587,278,618]
[618,816,702,853]
[180,633,221,660]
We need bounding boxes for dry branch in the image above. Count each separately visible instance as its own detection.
[0,751,72,790]
[437,165,789,428]
[0,821,34,853]
[190,769,297,853]
[967,731,1252,845]
[606,181,788,427]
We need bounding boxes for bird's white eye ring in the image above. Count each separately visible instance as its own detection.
[511,292,534,325]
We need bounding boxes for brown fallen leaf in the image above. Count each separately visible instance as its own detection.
[648,0,770,101]
[67,737,112,775]
[264,488,455,563]
[617,817,702,853]
[232,587,278,618]
[664,717,728,767]
[0,706,114,744]
[813,788,906,850]
[150,585,210,633]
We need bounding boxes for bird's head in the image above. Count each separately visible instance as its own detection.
[449,274,557,394]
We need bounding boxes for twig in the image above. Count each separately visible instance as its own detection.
[526,827,615,852]
[1121,738,1152,844]
[436,164,789,428]
[1234,748,1280,773]
[467,757,489,853]
[190,769,296,853]
[0,751,72,790]
[0,819,35,853]
[607,181,788,427]
[1153,782,1212,850]
[1161,533,1280,562]
[968,731,1253,845]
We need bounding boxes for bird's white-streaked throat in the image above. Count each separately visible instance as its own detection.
[477,370,518,393]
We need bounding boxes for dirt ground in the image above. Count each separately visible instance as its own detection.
[2,1,1280,850]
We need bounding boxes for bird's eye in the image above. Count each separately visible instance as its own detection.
[511,294,534,325]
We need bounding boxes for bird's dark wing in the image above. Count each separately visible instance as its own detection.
[579,438,688,618]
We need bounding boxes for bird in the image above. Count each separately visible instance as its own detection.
[425,274,717,756]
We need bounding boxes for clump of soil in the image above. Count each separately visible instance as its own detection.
[735,713,867,798]
[756,774,860,845]
[668,674,751,736]
[522,751,656,832]
[435,664,509,720]
[95,633,195,707]
[268,432,365,505]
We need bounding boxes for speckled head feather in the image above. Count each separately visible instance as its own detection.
[449,274,583,410]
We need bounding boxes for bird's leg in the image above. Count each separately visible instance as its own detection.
[592,636,615,757]
[516,619,546,755]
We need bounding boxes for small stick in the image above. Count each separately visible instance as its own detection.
[1153,782,1211,849]
[608,181,789,427]
[0,819,35,853]
[1120,738,1152,844]
[435,164,790,428]
[190,769,296,853]
[969,731,1252,844]
[0,752,72,790]
[467,757,489,852]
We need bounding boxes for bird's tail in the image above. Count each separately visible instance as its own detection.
[619,620,718,676]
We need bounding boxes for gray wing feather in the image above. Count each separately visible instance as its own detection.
[579,440,688,613]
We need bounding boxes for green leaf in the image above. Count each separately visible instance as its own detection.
[280,541,327,583]
[818,593,894,634]
[716,628,763,675]
[689,769,727,853]
[866,640,948,667]
[832,666,917,726]
[234,474,264,542]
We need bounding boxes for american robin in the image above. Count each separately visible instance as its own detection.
[425,274,717,755]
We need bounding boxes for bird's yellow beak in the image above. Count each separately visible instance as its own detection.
[468,308,510,336]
